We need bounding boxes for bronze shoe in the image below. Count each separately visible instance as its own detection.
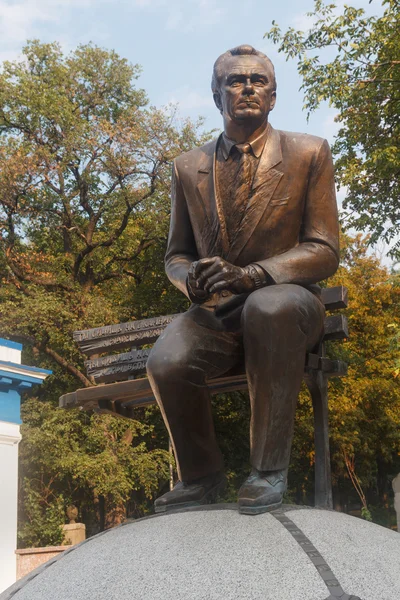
[154,472,225,513]
[238,469,287,515]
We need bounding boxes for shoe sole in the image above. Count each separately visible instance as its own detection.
[155,500,203,514]
[238,500,282,515]
[154,479,226,514]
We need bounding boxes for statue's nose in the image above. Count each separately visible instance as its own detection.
[244,79,254,94]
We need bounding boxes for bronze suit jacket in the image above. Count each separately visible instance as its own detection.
[165,124,339,304]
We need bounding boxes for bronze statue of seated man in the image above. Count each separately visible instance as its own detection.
[147,44,339,515]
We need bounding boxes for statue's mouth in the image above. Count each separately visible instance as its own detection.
[238,99,259,108]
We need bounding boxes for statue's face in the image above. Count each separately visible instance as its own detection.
[214,55,276,126]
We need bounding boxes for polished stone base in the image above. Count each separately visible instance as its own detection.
[2,505,399,600]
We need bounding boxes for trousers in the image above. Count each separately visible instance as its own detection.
[147,283,325,482]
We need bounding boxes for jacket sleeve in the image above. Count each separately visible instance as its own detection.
[256,139,340,285]
[164,160,198,298]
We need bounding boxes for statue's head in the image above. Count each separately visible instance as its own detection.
[212,45,277,128]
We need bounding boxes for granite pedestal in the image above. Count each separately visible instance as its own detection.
[1,505,399,600]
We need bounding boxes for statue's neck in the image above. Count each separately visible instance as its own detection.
[223,118,269,144]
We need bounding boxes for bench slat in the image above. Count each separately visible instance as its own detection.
[59,353,346,415]
[59,378,154,411]
[323,315,349,341]
[74,286,348,357]
[306,354,348,377]
[85,315,349,384]
[320,358,348,377]
[320,286,348,310]
[59,373,249,415]
[74,315,178,357]
[85,348,151,383]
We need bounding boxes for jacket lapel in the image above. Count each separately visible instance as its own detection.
[226,126,283,264]
[195,137,229,257]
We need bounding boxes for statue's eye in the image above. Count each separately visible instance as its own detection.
[230,80,241,87]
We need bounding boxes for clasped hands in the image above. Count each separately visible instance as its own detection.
[187,256,255,303]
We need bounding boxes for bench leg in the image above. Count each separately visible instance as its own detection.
[305,370,333,509]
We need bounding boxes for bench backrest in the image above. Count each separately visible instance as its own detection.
[74,286,348,385]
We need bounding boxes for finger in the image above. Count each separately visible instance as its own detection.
[194,256,219,278]
[188,268,197,284]
[188,261,198,277]
[193,288,209,299]
[187,275,208,297]
[209,280,230,294]
[203,272,228,292]
[188,274,199,290]
[197,262,225,287]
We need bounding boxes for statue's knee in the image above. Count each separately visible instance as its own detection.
[146,350,172,384]
[242,285,301,330]
[243,287,281,321]
[146,348,193,385]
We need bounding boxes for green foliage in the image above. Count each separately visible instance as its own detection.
[361,506,373,522]
[291,234,400,521]
[205,236,400,525]
[3,39,399,540]
[0,41,208,544]
[265,0,400,257]
[207,237,400,526]
[19,483,66,548]
[0,40,207,387]
[212,391,251,499]
[18,398,171,547]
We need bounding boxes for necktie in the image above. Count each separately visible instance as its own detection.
[232,142,252,230]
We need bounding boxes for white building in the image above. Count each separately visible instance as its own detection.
[0,339,51,593]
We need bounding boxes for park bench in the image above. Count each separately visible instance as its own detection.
[59,285,348,509]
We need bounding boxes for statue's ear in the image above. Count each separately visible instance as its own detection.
[269,91,277,112]
[213,92,223,114]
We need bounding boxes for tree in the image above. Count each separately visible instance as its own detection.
[0,40,208,388]
[18,398,170,547]
[289,235,400,525]
[265,0,400,257]
[0,41,210,541]
[210,236,400,526]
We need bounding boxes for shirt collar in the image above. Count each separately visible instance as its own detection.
[219,123,270,160]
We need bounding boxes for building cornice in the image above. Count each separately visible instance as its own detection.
[0,421,22,445]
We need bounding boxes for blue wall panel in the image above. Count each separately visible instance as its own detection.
[0,388,22,425]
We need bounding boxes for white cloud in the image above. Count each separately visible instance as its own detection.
[192,0,224,28]
[292,12,316,31]
[168,86,214,111]
[162,0,225,32]
[165,8,184,30]
[335,0,373,9]
[322,112,340,144]
[0,0,225,61]
[336,185,348,211]
[292,0,384,32]
[0,49,22,63]
[0,0,93,45]
[0,0,103,62]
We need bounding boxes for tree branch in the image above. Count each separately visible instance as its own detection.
[71,181,157,280]
[6,256,73,292]
[44,344,93,387]
[2,331,93,388]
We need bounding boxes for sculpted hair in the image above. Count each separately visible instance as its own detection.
[211,45,277,94]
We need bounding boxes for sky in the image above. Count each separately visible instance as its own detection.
[0,0,382,136]
[0,0,391,261]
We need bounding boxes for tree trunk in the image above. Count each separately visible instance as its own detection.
[104,499,126,529]
[377,456,389,508]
